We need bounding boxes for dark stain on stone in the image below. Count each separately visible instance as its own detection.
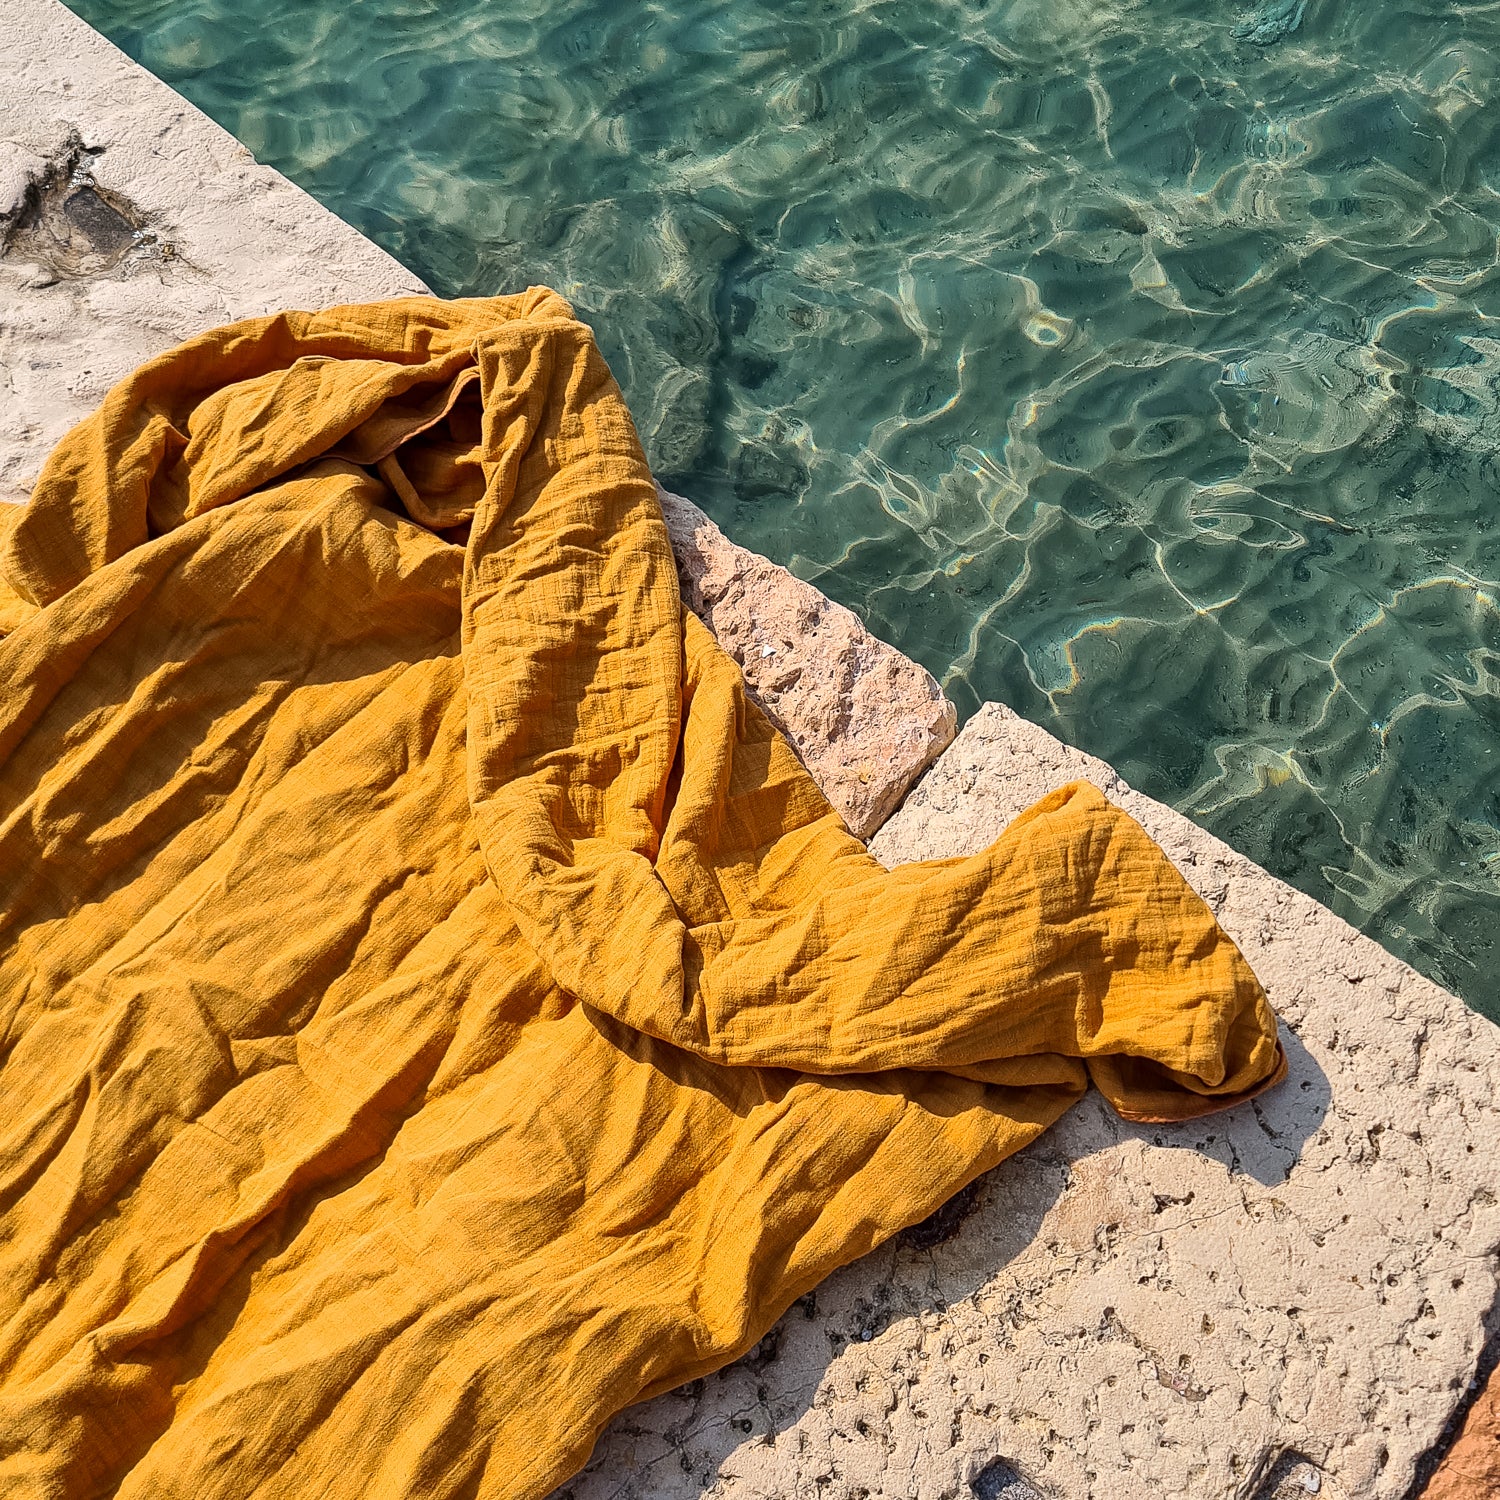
[971,1456,1043,1500]
[59,184,137,259]
[2,129,161,279]
[897,1178,983,1251]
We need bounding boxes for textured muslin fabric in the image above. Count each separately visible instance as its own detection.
[0,290,1285,1499]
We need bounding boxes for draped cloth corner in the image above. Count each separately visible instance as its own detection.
[0,290,1285,1499]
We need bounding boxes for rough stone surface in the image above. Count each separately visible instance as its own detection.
[1,0,946,837]
[554,706,1500,1500]
[658,485,956,838]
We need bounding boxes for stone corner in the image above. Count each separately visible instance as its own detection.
[658,484,955,840]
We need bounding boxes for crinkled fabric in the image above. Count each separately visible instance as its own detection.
[0,291,1285,1499]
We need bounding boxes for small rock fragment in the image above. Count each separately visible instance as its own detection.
[971,1457,1043,1500]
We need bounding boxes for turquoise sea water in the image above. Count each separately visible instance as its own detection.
[68,0,1500,1017]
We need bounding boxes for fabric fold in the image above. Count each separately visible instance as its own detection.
[0,291,1284,1500]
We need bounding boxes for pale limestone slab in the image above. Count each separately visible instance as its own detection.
[658,485,955,838]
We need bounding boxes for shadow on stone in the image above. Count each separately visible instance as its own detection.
[1253,1449,1327,1498]
[898,1177,984,1252]
[552,1152,1071,1500]
[1120,1020,1332,1189]
[553,1021,1337,1500]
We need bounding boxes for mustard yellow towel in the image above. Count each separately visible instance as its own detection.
[0,291,1284,1499]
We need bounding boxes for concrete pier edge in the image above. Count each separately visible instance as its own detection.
[4,5,1498,1496]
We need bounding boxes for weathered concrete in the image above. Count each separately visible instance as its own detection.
[0,0,949,833]
[557,710,1500,1500]
[658,485,955,838]
[866,705,1500,1498]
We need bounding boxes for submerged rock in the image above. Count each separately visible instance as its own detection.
[1233,0,1309,46]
